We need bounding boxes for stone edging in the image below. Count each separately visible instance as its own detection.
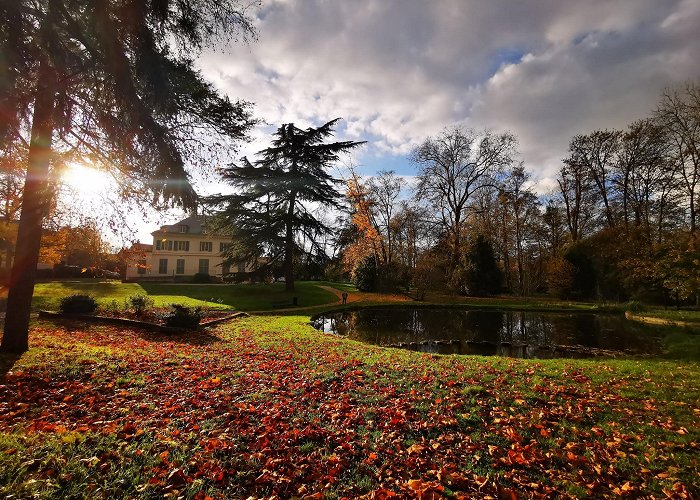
[38,310,248,333]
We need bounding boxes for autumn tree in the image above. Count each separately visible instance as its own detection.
[1,0,258,353]
[208,120,364,291]
[412,126,517,271]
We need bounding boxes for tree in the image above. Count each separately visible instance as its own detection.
[464,235,502,296]
[413,126,517,270]
[368,170,404,264]
[655,81,700,231]
[208,119,364,291]
[557,159,597,242]
[563,130,621,228]
[1,0,258,353]
[497,165,541,295]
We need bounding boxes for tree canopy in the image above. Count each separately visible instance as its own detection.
[1,0,259,352]
[207,119,365,291]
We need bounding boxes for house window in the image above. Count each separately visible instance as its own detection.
[179,225,188,233]
[173,240,189,252]
[158,258,168,274]
[219,242,232,252]
[176,259,185,274]
[222,264,230,275]
[155,239,163,250]
[198,259,209,274]
[200,241,212,252]
[137,259,146,275]
[237,262,246,273]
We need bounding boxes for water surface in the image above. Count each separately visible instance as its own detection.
[311,307,663,359]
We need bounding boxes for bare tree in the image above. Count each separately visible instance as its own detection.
[557,160,597,242]
[368,170,404,264]
[563,130,621,228]
[412,126,517,268]
[655,81,700,231]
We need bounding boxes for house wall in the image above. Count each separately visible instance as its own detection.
[150,232,233,278]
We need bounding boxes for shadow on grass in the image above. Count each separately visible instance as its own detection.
[0,351,22,377]
[50,318,222,346]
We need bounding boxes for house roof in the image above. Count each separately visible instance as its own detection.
[131,242,153,251]
[152,215,228,236]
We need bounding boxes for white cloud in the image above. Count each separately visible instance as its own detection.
[192,0,699,186]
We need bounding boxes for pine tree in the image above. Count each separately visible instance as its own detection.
[208,119,364,291]
[0,0,257,352]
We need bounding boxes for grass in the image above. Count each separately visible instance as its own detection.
[0,315,698,498]
[30,280,339,312]
[633,307,700,325]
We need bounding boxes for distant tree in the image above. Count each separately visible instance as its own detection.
[563,130,621,228]
[1,0,258,353]
[208,119,364,291]
[464,235,502,296]
[654,231,700,306]
[413,126,517,270]
[368,170,404,264]
[613,119,674,234]
[655,81,700,231]
[557,159,597,242]
[496,165,541,295]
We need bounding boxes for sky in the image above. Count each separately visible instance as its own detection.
[88,0,700,246]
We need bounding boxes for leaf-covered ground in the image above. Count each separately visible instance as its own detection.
[1,317,698,498]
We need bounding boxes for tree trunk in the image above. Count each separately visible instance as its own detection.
[283,190,297,292]
[1,57,56,353]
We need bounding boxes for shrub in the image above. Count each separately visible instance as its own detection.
[59,294,98,314]
[128,294,154,315]
[191,272,212,283]
[625,300,645,313]
[162,304,202,329]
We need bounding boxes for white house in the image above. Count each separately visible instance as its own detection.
[124,215,250,280]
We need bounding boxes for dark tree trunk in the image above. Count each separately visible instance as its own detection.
[284,190,297,292]
[1,58,56,353]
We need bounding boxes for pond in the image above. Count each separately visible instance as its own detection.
[311,307,664,359]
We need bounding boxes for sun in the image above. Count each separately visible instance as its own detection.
[62,162,113,195]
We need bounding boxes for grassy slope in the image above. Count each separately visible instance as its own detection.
[31,280,339,312]
[0,316,698,498]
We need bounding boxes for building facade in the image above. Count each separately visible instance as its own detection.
[124,216,246,280]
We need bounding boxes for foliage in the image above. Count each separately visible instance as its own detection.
[207,119,364,292]
[546,256,577,299]
[191,272,213,284]
[162,304,202,329]
[562,243,597,299]
[0,318,697,498]
[58,294,97,314]
[127,295,154,316]
[353,256,378,292]
[2,0,259,352]
[463,236,502,296]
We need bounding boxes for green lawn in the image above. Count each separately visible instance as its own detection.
[0,316,698,498]
[635,307,700,325]
[31,280,339,311]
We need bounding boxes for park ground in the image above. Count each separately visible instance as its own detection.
[0,281,699,498]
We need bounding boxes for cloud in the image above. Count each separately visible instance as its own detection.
[193,0,700,185]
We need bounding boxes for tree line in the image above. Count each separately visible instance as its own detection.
[334,82,699,305]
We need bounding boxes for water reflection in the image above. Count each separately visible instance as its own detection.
[311,308,662,359]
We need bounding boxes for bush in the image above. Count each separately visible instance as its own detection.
[625,300,646,313]
[162,304,202,329]
[191,272,212,283]
[128,294,154,315]
[59,294,98,314]
[353,256,377,292]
